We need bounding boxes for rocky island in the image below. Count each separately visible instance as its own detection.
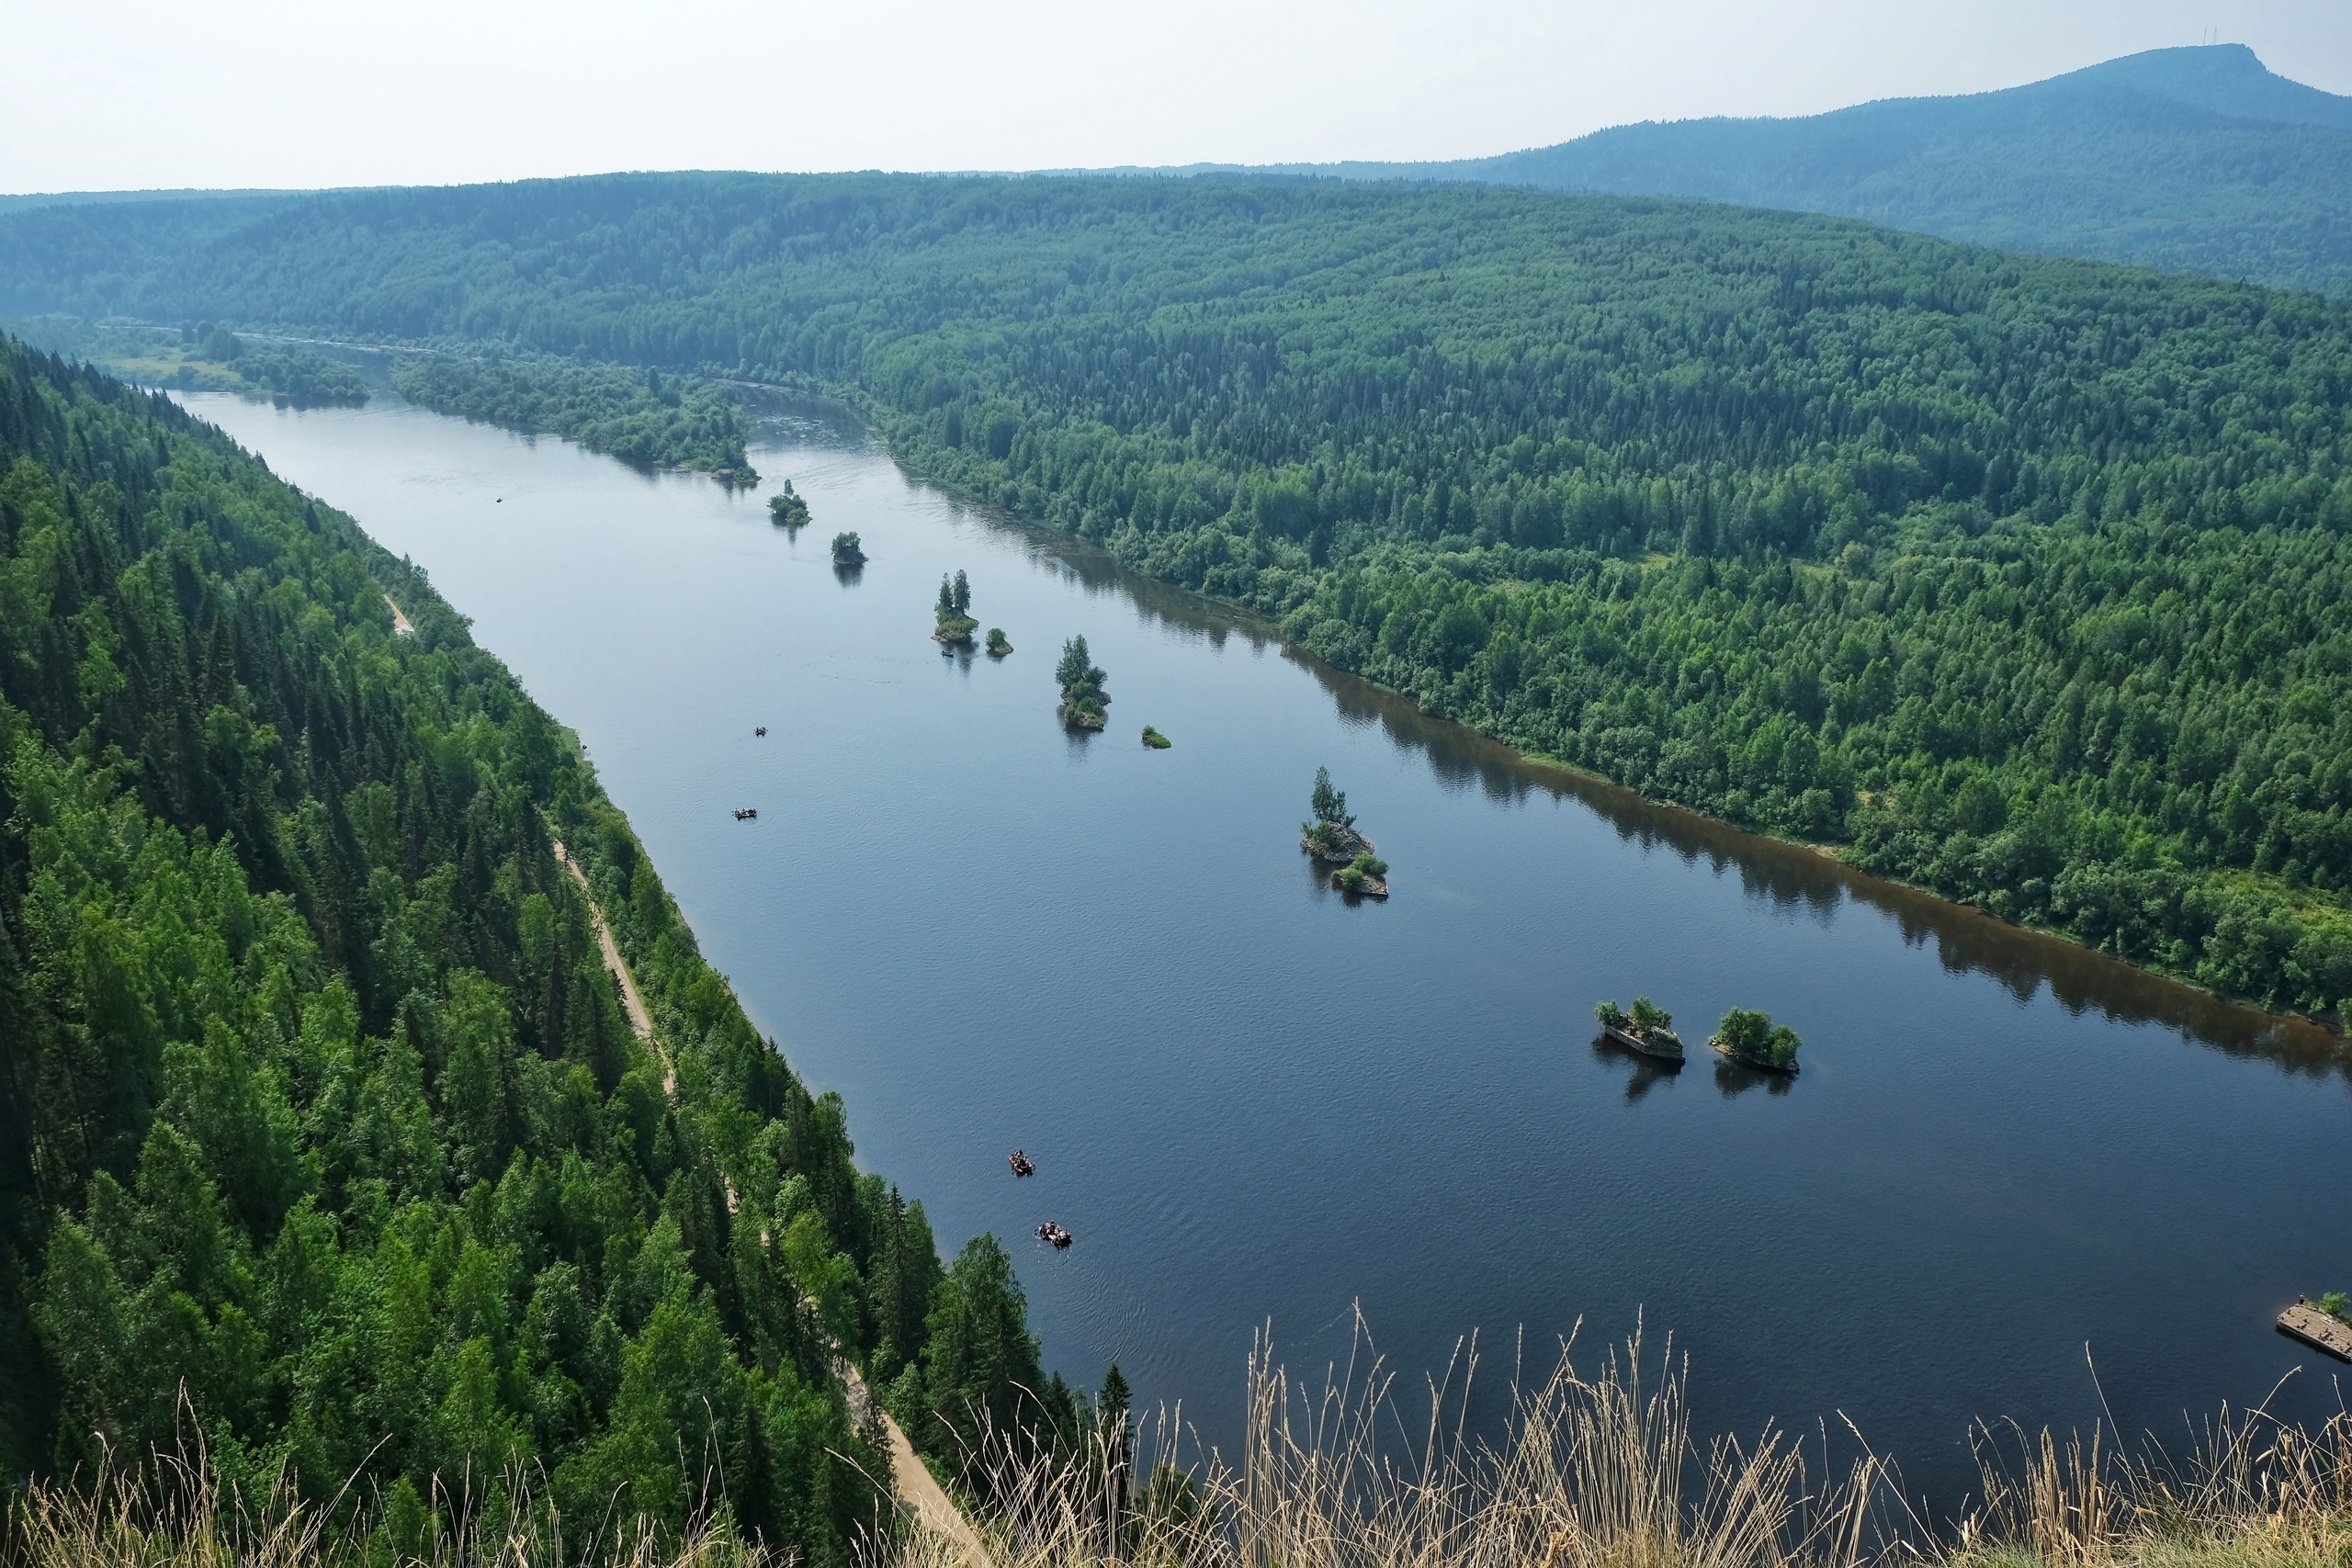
[768,479,811,529]
[986,626,1012,657]
[1594,998,1685,1062]
[1711,1008,1803,1073]
[1302,767,1388,896]
[1056,634,1109,729]
[831,530,866,566]
[934,568,978,646]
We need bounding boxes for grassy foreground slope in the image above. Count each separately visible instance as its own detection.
[2,175,2349,1014]
[0,337,1076,1555]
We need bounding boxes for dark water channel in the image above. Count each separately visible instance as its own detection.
[179,387,2352,1513]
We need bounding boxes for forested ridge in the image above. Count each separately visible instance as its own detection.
[1208,45,2352,299]
[3,172,2350,1012]
[0,336,1080,1554]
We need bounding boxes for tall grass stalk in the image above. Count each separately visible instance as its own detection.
[14,1330,2348,1568]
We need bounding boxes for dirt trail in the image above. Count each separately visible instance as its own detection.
[550,837,983,1562]
[384,593,416,637]
[841,1361,991,1565]
[552,840,668,1091]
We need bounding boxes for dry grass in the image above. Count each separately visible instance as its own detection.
[14,1326,2349,1568]
[7,1438,775,1568]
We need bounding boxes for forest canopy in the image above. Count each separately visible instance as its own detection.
[3,172,2350,1011]
[0,335,1069,1555]
[390,350,754,476]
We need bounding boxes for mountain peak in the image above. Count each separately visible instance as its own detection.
[2056,43,2352,131]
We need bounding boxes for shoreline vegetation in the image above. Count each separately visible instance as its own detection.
[1056,634,1109,730]
[9,176,2352,1020]
[4,314,368,404]
[389,349,756,479]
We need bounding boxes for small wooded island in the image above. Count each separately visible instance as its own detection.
[1302,767,1388,897]
[986,626,1012,657]
[768,479,810,529]
[831,530,865,566]
[934,569,978,646]
[1057,635,1109,729]
[1595,998,1685,1062]
[1141,725,1171,749]
[1712,1008,1803,1072]
[2278,1294,2352,1361]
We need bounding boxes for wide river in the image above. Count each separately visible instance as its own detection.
[183,386,2351,1511]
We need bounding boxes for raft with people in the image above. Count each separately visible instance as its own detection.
[733,807,759,820]
[1009,1150,1035,1178]
[1035,1221,1072,1249]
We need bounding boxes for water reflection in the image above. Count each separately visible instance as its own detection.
[1589,1036,1684,1102]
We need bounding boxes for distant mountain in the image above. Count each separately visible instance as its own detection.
[1097,46,2352,297]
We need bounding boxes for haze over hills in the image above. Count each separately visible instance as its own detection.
[1088,45,2352,298]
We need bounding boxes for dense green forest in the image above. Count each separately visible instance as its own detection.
[390,351,753,477]
[1204,45,2352,299]
[0,335,1077,1553]
[2,171,2350,1012]
[3,315,369,405]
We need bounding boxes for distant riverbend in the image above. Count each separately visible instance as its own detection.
[180,383,2352,1515]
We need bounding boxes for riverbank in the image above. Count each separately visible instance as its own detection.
[781,382,2346,1047]
[173,383,2352,1508]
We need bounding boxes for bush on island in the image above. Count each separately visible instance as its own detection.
[1714,1007,1801,1069]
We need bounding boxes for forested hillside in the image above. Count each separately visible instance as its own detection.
[0,336,1073,1552]
[2,174,2349,1014]
[1200,45,2352,299]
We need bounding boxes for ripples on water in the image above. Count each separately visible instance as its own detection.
[179,385,2352,1512]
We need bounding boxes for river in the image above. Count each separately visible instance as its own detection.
[178,384,2352,1512]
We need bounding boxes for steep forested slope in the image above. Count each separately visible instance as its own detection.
[0,337,1069,1551]
[2,174,2348,1015]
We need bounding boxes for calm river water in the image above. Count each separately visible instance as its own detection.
[180,386,2352,1512]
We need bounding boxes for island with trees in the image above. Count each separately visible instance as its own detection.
[1303,767,1388,896]
[986,626,1012,657]
[935,569,978,645]
[1142,725,1171,749]
[1595,997,1685,1062]
[1712,1009,1804,1072]
[390,348,756,479]
[831,529,866,565]
[1056,634,1109,729]
[768,478,811,528]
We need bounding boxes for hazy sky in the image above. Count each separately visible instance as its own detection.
[5,0,2348,194]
